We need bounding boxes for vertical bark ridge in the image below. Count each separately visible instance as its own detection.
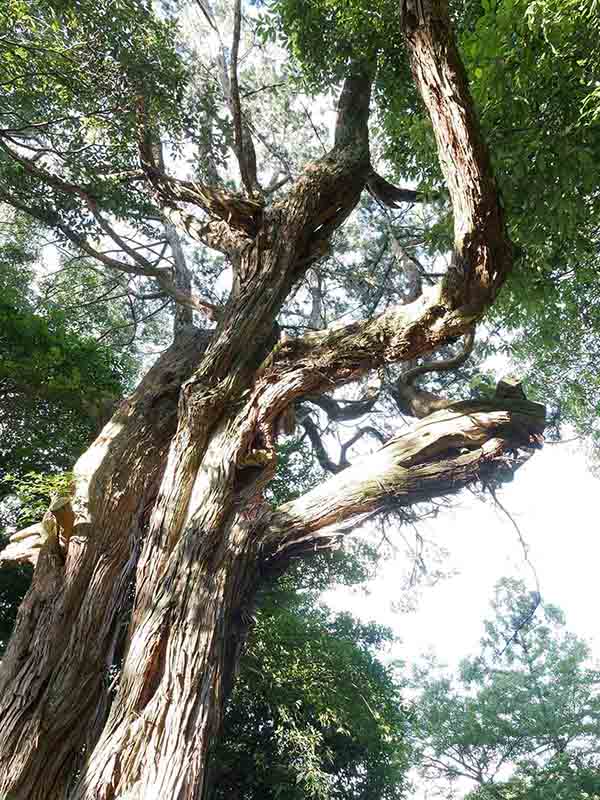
[401,0,512,310]
[74,516,262,800]
[0,331,211,800]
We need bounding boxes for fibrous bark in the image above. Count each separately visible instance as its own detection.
[0,330,210,799]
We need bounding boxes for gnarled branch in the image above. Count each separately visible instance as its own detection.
[136,96,262,237]
[263,388,545,561]
[392,329,476,418]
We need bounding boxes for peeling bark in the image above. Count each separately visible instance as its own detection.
[265,392,545,560]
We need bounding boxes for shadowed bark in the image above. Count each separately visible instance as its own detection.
[0,330,211,799]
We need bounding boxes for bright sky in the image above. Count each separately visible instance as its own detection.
[325,440,600,668]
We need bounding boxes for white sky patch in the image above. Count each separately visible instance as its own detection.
[325,441,600,667]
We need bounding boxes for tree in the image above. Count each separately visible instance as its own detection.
[1,433,411,796]
[0,1,547,797]
[208,578,410,800]
[411,578,600,800]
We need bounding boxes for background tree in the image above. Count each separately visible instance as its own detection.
[209,573,410,800]
[0,209,138,651]
[0,212,135,488]
[411,578,600,800]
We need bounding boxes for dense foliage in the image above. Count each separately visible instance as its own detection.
[0,0,186,225]
[211,590,410,800]
[0,213,135,487]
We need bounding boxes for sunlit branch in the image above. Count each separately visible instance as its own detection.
[400,0,512,308]
[263,393,545,559]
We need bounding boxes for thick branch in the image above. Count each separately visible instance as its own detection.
[366,169,424,207]
[274,65,373,271]
[400,0,512,310]
[263,393,545,559]
[259,284,466,399]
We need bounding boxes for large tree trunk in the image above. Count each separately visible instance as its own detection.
[0,330,210,800]
[70,390,544,800]
[0,5,545,799]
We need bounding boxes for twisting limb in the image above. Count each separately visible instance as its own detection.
[392,329,476,418]
[298,413,386,474]
[262,386,545,562]
[298,414,342,474]
[256,0,513,382]
[271,63,373,276]
[402,328,476,384]
[304,375,382,423]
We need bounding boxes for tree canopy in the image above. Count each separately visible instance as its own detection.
[411,578,600,800]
